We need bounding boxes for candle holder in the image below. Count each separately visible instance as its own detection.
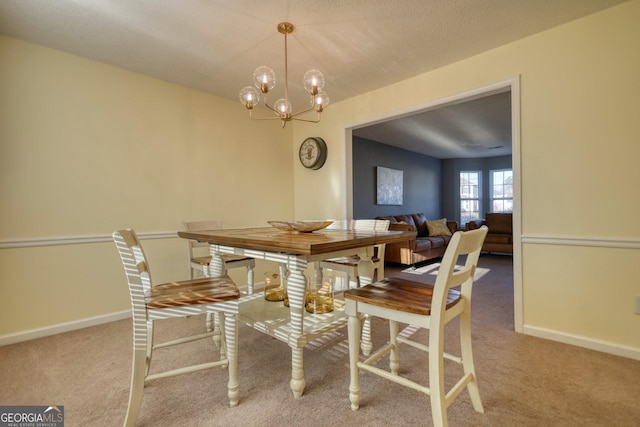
[305,273,334,314]
[264,271,287,302]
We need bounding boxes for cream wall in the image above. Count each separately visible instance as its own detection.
[0,35,294,337]
[293,1,640,358]
[2,2,640,358]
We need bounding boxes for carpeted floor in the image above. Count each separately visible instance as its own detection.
[1,254,639,426]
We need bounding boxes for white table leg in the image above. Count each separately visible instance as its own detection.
[286,255,307,398]
[224,311,239,406]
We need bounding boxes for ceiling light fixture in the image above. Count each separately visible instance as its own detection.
[239,22,329,128]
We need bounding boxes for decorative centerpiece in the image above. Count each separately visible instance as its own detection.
[267,220,333,233]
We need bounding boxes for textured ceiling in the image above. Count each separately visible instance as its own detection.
[353,91,512,158]
[0,0,627,158]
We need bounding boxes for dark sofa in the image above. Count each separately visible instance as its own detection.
[465,212,513,254]
[375,213,458,266]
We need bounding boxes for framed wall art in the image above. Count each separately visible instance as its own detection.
[376,166,403,205]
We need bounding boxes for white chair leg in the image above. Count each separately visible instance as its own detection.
[218,312,227,361]
[203,262,223,348]
[388,320,399,374]
[389,320,400,375]
[124,349,147,427]
[353,272,375,357]
[145,320,153,376]
[212,312,222,349]
[429,322,448,427]
[224,312,239,406]
[206,313,214,333]
[460,307,484,413]
[348,313,362,411]
[247,265,255,294]
[361,315,373,356]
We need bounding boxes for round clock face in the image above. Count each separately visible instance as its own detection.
[299,137,327,170]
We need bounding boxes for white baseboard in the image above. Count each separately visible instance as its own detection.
[0,310,131,347]
[523,325,640,361]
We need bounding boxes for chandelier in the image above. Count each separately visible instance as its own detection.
[239,22,330,128]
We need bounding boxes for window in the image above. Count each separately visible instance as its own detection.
[491,169,513,212]
[460,171,481,225]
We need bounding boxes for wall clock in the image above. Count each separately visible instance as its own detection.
[299,137,327,170]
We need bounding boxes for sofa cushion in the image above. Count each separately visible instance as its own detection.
[411,213,429,236]
[394,214,417,231]
[485,213,512,234]
[427,236,447,249]
[426,218,452,237]
[413,238,432,252]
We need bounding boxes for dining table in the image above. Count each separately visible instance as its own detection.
[178,224,416,398]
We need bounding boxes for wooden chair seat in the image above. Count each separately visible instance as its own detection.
[344,277,461,316]
[145,276,240,309]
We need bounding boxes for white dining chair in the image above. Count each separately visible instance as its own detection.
[316,219,390,356]
[317,219,390,291]
[113,229,241,426]
[344,226,488,427]
[183,220,255,337]
[183,220,255,292]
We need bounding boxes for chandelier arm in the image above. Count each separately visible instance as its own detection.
[248,109,288,122]
[250,116,288,122]
[291,115,321,124]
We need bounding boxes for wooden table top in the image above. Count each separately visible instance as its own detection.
[178,227,416,256]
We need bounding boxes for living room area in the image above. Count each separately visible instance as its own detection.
[350,90,513,238]
[350,133,515,305]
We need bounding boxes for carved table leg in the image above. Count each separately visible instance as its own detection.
[287,256,308,398]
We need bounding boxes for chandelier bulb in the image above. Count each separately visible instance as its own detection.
[253,66,276,94]
[314,91,330,112]
[239,86,260,110]
[303,69,325,96]
[274,98,292,116]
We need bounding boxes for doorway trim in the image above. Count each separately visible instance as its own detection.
[343,76,523,332]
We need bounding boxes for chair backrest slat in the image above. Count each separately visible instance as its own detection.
[432,226,488,319]
[183,220,224,249]
[352,219,390,232]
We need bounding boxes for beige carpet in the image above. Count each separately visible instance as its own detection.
[2,255,639,426]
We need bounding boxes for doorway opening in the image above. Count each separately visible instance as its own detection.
[343,77,522,332]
